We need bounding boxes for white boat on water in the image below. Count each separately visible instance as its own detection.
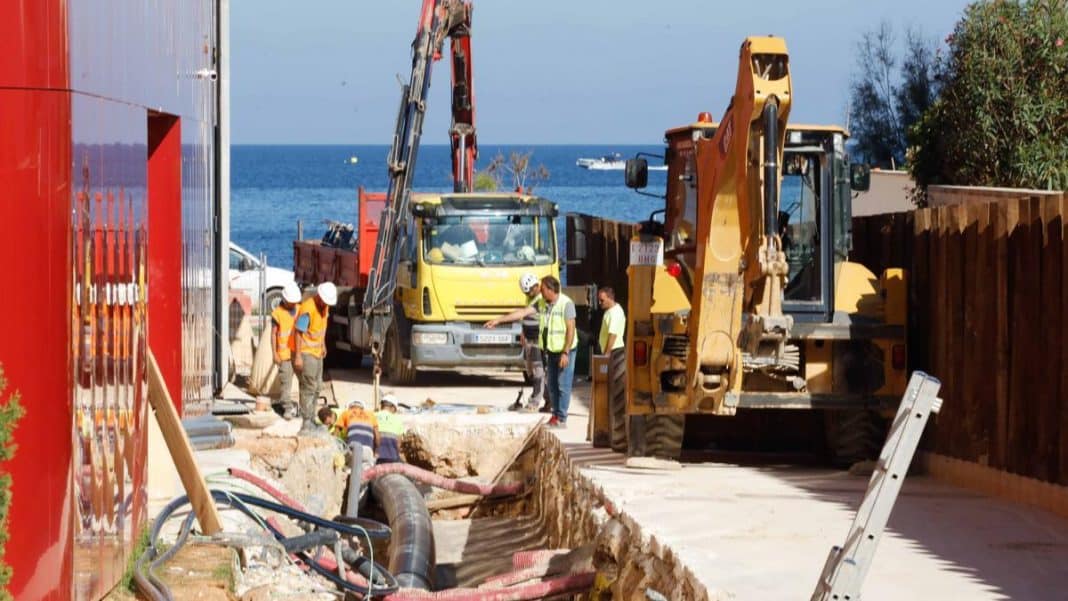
[576,152,667,171]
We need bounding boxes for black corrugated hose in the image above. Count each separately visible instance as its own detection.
[371,473,435,590]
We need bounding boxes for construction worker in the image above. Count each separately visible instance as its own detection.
[375,393,406,464]
[293,281,337,434]
[540,275,577,428]
[271,281,303,419]
[597,287,625,355]
[485,273,550,412]
[336,398,379,466]
[317,406,344,438]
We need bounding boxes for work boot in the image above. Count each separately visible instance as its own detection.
[508,400,524,412]
[538,403,552,414]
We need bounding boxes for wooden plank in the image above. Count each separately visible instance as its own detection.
[1038,196,1062,482]
[930,207,949,454]
[1008,198,1037,476]
[911,209,931,376]
[974,203,995,465]
[992,200,1014,469]
[1061,194,1068,484]
[960,203,980,461]
[147,349,223,535]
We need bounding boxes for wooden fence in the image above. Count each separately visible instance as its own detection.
[852,191,1068,485]
[565,213,639,309]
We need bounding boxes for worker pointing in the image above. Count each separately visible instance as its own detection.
[271,282,302,419]
[294,281,337,435]
[485,273,550,412]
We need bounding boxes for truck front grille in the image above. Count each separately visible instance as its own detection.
[454,305,524,318]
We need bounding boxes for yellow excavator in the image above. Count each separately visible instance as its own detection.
[622,36,907,464]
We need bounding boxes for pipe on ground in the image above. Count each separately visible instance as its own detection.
[362,462,523,497]
[372,473,435,590]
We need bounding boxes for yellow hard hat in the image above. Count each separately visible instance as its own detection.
[428,247,445,262]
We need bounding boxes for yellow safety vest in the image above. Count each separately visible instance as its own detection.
[542,293,577,353]
[271,305,298,361]
[297,297,329,359]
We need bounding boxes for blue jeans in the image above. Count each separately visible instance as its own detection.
[546,349,577,421]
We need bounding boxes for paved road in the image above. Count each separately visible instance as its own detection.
[324,364,1068,601]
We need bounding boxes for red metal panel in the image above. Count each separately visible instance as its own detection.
[0,0,68,88]
[148,114,184,412]
[0,88,74,601]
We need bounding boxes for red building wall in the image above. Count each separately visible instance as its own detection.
[0,1,218,598]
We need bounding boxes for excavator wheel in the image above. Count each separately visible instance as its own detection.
[826,409,886,469]
[627,413,685,459]
[385,324,417,386]
[608,349,628,453]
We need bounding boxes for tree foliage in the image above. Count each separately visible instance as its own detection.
[483,151,550,193]
[908,0,1068,192]
[849,22,939,168]
[0,365,24,600]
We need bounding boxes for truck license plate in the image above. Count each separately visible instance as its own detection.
[630,239,664,266]
[472,333,512,344]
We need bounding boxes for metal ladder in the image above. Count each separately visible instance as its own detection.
[811,371,943,601]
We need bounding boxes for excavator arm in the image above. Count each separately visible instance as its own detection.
[363,0,475,380]
[686,36,793,409]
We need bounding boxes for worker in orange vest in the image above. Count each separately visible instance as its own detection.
[293,281,338,434]
[271,281,303,419]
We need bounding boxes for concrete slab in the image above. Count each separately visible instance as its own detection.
[322,365,1068,599]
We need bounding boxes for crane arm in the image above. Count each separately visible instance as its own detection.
[686,36,793,402]
[447,3,476,192]
[363,0,474,368]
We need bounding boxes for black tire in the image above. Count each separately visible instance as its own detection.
[826,409,886,469]
[385,324,417,385]
[627,413,685,459]
[263,287,284,315]
[608,349,628,453]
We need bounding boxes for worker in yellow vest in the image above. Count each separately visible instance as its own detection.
[375,393,406,464]
[293,281,337,434]
[271,282,303,419]
[539,275,577,428]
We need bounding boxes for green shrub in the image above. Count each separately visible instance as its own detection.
[0,365,25,600]
[908,0,1068,194]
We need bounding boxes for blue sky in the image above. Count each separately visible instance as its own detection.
[231,0,972,145]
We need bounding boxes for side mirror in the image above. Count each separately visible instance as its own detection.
[625,158,649,189]
[239,257,255,271]
[850,163,871,192]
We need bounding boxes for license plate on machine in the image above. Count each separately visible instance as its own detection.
[471,333,513,344]
[630,239,664,266]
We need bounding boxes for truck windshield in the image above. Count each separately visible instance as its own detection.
[423,215,556,266]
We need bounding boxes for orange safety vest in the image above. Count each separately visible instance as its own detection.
[271,304,298,361]
[296,297,329,359]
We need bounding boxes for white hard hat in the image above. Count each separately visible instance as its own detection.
[348,398,365,408]
[380,393,398,407]
[516,245,535,263]
[317,282,338,306]
[282,281,301,304]
[519,273,539,294]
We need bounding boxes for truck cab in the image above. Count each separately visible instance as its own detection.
[295,190,560,384]
[396,193,559,372]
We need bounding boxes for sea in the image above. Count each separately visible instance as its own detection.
[230,144,668,271]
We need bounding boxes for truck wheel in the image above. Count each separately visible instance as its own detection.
[826,409,886,469]
[608,350,628,452]
[627,413,684,459]
[385,325,417,385]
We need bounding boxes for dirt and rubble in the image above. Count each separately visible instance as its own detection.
[135,364,1068,601]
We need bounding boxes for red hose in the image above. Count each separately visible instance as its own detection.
[383,572,595,601]
[510,549,568,570]
[361,463,523,497]
[228,467,308,511]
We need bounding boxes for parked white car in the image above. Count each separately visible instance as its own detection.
[229,242,297,313]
